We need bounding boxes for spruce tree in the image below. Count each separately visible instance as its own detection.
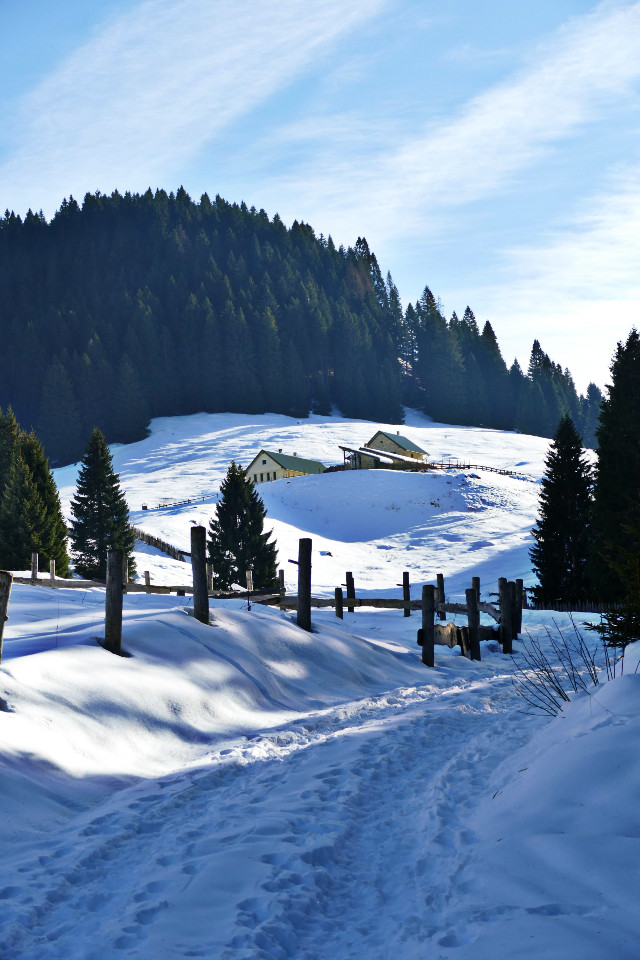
[70,428,135,580]
[15,431,70,577]
[0,406,18,495]
[530,415,593,604]
[591,329,640,599]
[592,494,640,651]
[207,462,277,591]
[0,455,47,570]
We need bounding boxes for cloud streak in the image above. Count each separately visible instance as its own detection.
[465,162,640,389]
[0,0,389,214]
[258,1,640,239]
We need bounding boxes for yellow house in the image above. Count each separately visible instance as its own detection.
[246,449,326,483]
[360,430,427,468]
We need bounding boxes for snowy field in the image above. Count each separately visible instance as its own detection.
[0,411,638,959]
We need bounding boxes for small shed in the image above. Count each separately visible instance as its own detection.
[246,449,326,483]
[363,430,427,467]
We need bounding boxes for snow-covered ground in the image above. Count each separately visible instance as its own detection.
[0,411,637,959]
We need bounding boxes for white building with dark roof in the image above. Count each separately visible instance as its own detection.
[246,449,326,483]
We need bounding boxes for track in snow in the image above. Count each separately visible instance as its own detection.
[1,669,533,960]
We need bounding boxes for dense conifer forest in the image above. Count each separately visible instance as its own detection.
[0,189,601,464]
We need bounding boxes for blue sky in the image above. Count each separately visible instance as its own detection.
[3,0,640,393]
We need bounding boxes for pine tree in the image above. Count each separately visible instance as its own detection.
[70,428,135,580]
[530,415,593,604]
[15,431,70,576]
[591,329,640,599]
[0,455,47,570]
[0,406,18,495]
[207,462,277,591]
[0,421,70,575]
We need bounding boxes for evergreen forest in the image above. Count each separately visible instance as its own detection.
[0,189,602,465]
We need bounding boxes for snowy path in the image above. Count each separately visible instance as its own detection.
[1,668,532,960]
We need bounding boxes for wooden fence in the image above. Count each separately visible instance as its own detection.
[2,540,522,669]
[524,598,621,614]
[131,526,188,561]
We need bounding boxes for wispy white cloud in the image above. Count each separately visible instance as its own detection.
[467,162,640,390]
[0,0,389,215]
[258,1,640,239]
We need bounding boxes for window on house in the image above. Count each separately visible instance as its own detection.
[262,459,267,465]
[260,473,263,482]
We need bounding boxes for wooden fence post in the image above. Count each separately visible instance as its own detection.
[436,572,446,620]
[279,569,285,595]
[421,584,435,667]
[515,578,524,633]
[0,571,13,665]
[499,577,513,654]
[191,526,210,626]
[472,576,480,602]
[31,552,38,581]
[105,549,124,655]
[50,559,56,582]
[402,571,410,617]
[207,563,214,593]
[346,571,355,614]
[335,587,344,620]
[297,538,312,631]
[466,587,481,661]
[509,580,519,639]
[144,570,151,591]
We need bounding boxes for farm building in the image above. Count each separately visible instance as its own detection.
[366,430,427,459]
[246,449,326,483]
[339,431,429,471]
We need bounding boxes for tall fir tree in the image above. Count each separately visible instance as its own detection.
[207,462,277,591]
[590,494,640,651]
[0,418,70,575]
[0,406,18,495]
[591,329,640,600]
[15,431,70,576]
[530,415,593,604]
[0,455,47,570]
[70,428,135,580]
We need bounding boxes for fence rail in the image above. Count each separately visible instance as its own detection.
[132,527,189,561]
[525,599,621,614]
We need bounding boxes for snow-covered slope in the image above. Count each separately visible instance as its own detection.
[55,408,548,594]
[0,411,636,960]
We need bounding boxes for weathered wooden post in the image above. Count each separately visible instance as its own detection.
[279,569,285,595]
[50,559,56,582]
[191,525,210,626]
[31,552,38,581]
[335,586,344,620]
[472,576,480,602]
[105,549,124,655]
[144,570,151,591]
[509,580,519,639]
[297,538,312,632]
[346,571,355,614]
[436,572,446,620]
[402,571,411,617]
[207,563,214,593]
[0,571,13,664]
[421,584,435,667]
[515,578,524,633]
[499,577,513,654]
[466,587,481,661]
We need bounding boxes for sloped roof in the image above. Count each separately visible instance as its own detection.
[250,450,325,474]
[368,431,426,455]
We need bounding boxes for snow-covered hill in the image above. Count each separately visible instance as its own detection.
[0,411,637,959]
[55,408,549,595]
